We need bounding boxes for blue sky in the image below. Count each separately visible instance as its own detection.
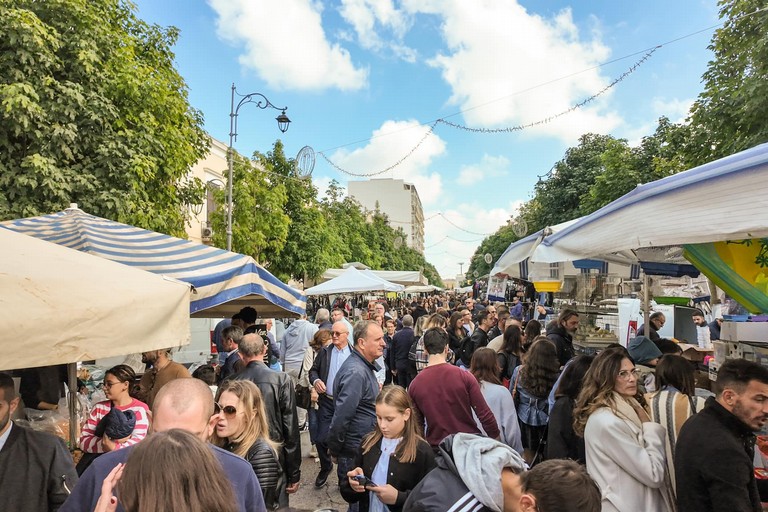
[134,0,719,280]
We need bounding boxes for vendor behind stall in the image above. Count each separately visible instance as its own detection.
[18,364,67,412]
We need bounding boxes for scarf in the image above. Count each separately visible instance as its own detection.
[612,392,677,512]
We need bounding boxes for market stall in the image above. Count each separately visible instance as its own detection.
[304,266,405,295]
[2,205,306,318]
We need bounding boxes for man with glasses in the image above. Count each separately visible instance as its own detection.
[309,320,352,488]
[61,378,265,512]
[637,311,665,343]
[228,334,301,506]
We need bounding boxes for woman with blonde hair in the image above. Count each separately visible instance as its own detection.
[573,348,674,512]
[212,380,281,510]
[342,385,436,511]
[94,429,238,512]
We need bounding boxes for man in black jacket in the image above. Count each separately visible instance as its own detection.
[309,320,353,488]
[229,333,301,505]
[0,372,77,512]
[547,309,579,367]
[328,320,385,512]
[675,358,768,512]
[460,309,492,367]
[390,315,415,387]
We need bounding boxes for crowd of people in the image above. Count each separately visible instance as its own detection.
[2,297,768,512]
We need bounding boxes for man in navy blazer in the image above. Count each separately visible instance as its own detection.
[390,314,415,388]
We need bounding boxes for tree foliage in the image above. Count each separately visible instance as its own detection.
[0,0,208,235]
[685,0,768,165]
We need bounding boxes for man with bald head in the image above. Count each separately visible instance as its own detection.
[229,333,301,505]
[60,378,264,512]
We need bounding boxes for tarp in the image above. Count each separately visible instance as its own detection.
[304,267,405,295]
[0,228,190,370]
[321,268,425,285]
[533,142,768,263]
[403,285,442,293]
[2,207,306,318]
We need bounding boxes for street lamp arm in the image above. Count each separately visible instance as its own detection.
[230,86,289,143]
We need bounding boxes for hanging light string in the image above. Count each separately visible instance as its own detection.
[434,213,496,236]
[318,47,657,177]
[318,121,438,177]
[425,234,486,249]
[436,46,659,133]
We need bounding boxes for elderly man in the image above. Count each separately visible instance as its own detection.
[310,320,353,488]
[637,311,665,343]
[327,320,385,512]
[331,307,355,346]
[315,308,333,331]
[61,378,264,512]
[230,333,301,504]
[0,372,77,512]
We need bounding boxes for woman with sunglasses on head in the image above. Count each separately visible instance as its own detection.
[573,348,674,512]
[77,364,150,474]
[212,380,281,510]
[342,385,436,512]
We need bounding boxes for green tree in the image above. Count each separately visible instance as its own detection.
[209,152,289,261]
[686,0,768,165]
[0,0,208,234]
[266,141,344,281]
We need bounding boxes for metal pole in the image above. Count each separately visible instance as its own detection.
[67,363,77,449]
[226,83,236,252]
[643,272,650,334]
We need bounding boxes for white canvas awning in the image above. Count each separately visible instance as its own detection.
[321,268,425,285]
[305,267,405,295]
[533,142,768,262]
[0,228,190,370]
[403,285,442,293]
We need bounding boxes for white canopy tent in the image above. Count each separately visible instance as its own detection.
[320,266,426,286]
[403,285,442,294]
[533,142,768,263]
[0,227,191,370]
[304,266,405,295]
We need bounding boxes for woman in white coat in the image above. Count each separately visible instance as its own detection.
[573,347,675,512]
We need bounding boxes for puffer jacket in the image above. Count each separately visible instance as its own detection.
[241,439,281,511]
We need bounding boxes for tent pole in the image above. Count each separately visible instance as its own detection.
[643,273,650,334]
[67,363,77,450]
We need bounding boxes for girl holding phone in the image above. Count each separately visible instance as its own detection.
[342,386,436,512]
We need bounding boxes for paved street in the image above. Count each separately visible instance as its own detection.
[284,429,348,512]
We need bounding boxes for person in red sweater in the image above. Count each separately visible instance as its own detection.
[408,328,499,449]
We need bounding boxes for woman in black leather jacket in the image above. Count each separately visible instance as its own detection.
[211,380,281,510]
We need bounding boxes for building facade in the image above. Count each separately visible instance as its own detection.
[348,178,425,253]
[185,136,228,244]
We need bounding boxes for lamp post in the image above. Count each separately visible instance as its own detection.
[227,83,291,251]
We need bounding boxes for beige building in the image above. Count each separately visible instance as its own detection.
[347,178,425,253]
[185,136,228,244]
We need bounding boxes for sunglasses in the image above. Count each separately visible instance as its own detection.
[331,331,348,337]
[214,403,238,416]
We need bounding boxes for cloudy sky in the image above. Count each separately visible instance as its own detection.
[135,0,719,280]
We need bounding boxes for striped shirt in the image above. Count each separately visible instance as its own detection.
[78,398,150,453]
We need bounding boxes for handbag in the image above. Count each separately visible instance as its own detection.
[294,363,312,410]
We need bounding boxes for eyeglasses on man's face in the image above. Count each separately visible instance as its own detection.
[331,331,348,337]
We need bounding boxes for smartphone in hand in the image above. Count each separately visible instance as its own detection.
[353,475,375,487]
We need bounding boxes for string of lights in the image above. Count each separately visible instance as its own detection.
[435,47,659,133]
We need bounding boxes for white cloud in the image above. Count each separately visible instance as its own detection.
[338,0,417,61]
[328,120,447,205]
[457,154,510,185]
[402,0,621,142]
[423,199,525,278]
[208,0,368,91]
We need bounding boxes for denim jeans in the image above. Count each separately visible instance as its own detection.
[336,455,360,512]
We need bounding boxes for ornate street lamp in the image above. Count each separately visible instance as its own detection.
[226,83,290,251]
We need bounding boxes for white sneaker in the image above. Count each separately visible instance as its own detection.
[309,444,318,458]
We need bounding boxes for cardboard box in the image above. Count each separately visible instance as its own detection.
[721,322,768,343]
[677,343,713,363]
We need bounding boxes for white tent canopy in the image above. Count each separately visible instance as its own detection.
[304,266,405,295]
[321,267,426,286]
[0,228,190,371]
[403,285,442,294]
[534,143,768,263]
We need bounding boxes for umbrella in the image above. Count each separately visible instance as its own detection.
[2,206,306,318]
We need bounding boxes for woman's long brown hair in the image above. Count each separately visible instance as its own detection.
[572,348,629,437]
[119,429,239,512]
[361,385,423,463]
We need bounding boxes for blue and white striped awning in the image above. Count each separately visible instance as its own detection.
[1,207,306,318]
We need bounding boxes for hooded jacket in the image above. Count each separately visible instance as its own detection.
[281,319,318,372]
[547,325,575,367]
[404,433,526,512]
